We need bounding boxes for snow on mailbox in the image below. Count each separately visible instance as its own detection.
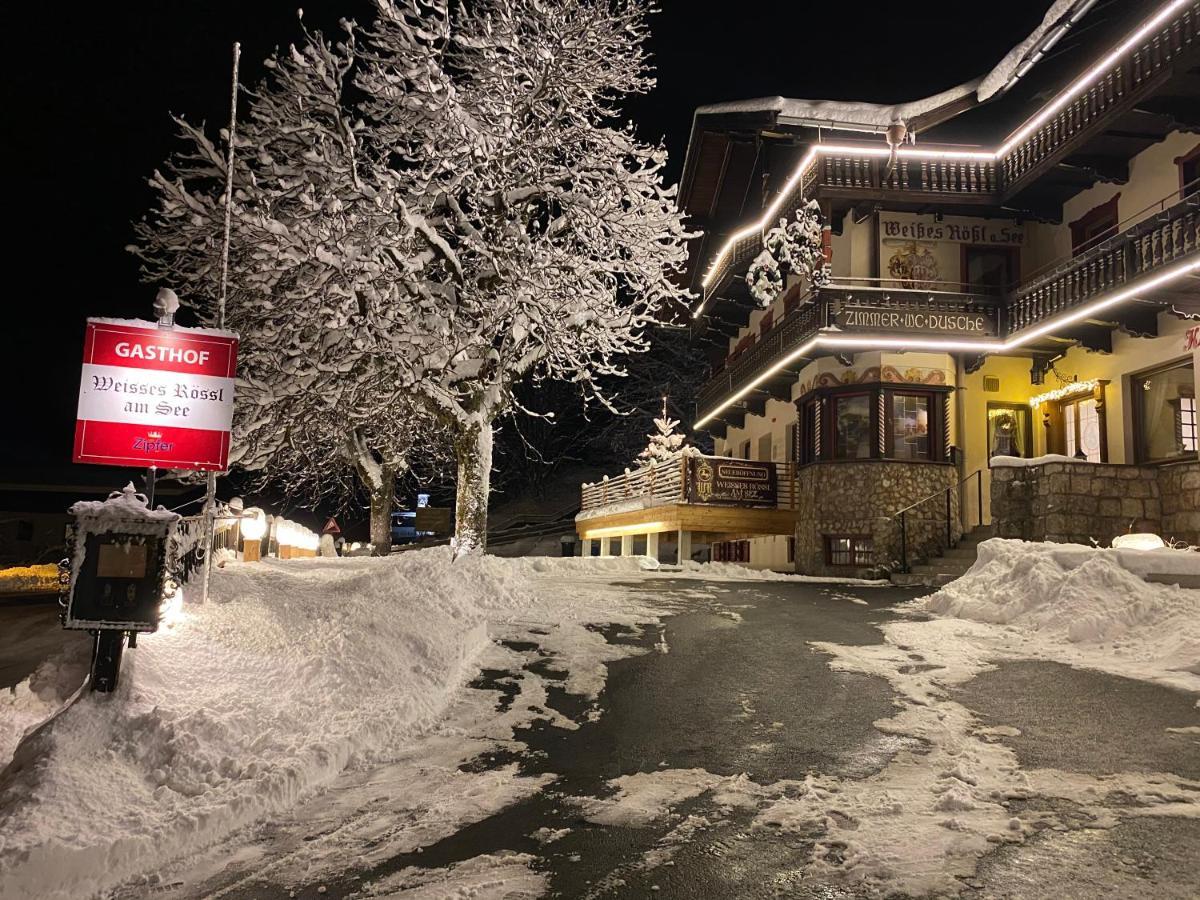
[65,483,180,633]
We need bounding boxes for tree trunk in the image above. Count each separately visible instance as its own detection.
[368,468,395,557]
[452,418,493,556]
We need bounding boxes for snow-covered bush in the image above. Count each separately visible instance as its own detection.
[746,200,829,305]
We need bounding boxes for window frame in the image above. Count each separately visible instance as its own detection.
[986,401,1034,462]
[1132,360,1197,464]
[796,384,952,465]
[1176,143,1200,198]
[1069,194,1120,256]
[824,534,873,567]
[1046,383,1108,463]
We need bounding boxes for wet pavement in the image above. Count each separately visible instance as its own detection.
[110,576,1200,899]
[0,595,87,690]
[951,660,1200,781]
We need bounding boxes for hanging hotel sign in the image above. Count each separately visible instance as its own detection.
[686,457,777,507]
[833,303,998,338]
[74,318,239,471]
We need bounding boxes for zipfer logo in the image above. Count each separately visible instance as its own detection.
[133,432,174,452]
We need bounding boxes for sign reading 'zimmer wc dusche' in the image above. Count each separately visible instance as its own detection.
[834,303,998,338]
[74,319,238,471]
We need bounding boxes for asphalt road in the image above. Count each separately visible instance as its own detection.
[76,577,1200,899]
[0,595,88,690]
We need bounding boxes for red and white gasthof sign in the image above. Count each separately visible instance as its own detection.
[74,318,238,471]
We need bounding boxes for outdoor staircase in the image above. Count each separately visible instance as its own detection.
[890,524,995,588]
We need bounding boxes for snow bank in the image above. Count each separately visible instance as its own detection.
[0,565,58,596]
[924,539,1200,675]
[0,549,532,900]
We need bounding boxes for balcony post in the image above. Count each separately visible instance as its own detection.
[620,534,634,557]
[646,531,660,562]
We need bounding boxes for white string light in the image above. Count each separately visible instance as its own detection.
[692,258,1200,428]
[1028,380,1099,408]
[694,0,1188,315]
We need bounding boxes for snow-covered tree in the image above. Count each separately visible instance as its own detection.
[134,1,690,557]
[746,199,829,305]
[131,23,441,554]
[352,0,691,553]
[637,399,686,464]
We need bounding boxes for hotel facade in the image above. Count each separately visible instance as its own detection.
[577,0,1200,578]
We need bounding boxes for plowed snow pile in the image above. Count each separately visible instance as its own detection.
[924,538,1200,675]
[0,549,533,900]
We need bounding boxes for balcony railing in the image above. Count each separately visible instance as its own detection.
[1009,194,1200,333]
[697,299,827,418]
[697,285,1000,418]
[1001,2,1200,191]
[700,2,1200,303]
[820,155,999,196]
[579,456,798,515]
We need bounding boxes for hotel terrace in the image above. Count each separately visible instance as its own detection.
[577,0,1200,579]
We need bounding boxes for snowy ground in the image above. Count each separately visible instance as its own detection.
[1,542,1197,899]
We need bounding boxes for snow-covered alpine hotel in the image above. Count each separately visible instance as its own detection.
[578,0,1200,577]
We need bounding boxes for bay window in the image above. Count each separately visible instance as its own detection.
[797,385,950,464]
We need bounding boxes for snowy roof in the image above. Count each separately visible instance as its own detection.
[692,0,1088,135]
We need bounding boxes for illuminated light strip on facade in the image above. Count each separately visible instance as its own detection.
[692,257,1200,429]
[1028,379,1100,408]
[579,521,670,539]
[995,0,1190,157]
[693,0,1189,316]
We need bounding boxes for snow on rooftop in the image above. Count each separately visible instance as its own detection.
[695,0,1083,133]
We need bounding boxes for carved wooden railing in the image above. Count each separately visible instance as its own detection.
[700,2,1200,302]
[579,456,798,514]
[820,155,999,195]
[696,300,826,418]
[1009,195,1200,332]
[1001,1,1200,191]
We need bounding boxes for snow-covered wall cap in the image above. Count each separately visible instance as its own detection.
[990,453,1088,468]
[70,483,181,525]
[87,316,239,340]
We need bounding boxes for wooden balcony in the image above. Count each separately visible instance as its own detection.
[1009,194,1200,335]
[1001,1,1200,198]
[699,2,1200,304]
[696,286,1001,425]
[576,456,800,541]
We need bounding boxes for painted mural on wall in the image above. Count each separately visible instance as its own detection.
[796,365,949,398]
[879,213,1024,291]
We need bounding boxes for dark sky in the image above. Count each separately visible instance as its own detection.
[2,0,1048,468]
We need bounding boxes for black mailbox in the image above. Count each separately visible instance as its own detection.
[64,484,179,633]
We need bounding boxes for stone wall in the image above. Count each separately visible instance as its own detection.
[991,459,1200,547]
[1157,462,1200,546]
[794,461,960,578]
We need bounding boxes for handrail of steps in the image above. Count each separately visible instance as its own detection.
[891,467,985,574]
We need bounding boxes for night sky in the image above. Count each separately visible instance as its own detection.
[3,0,1048,468]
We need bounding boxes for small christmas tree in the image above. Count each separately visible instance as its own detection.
[638,398,687,464]
[746,199,830,305]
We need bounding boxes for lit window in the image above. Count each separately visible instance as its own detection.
[890,394,930,460]
[834,394,872,459]
[826,535,872,566]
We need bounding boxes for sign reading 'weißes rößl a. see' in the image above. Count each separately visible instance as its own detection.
[834,304,998,337]
[74,319,238,471]
[686,457,777,507]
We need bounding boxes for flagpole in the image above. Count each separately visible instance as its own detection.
[199,41,241,604]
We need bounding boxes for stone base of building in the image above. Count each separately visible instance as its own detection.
[794,461,961,579]
[992,459,1200,547]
